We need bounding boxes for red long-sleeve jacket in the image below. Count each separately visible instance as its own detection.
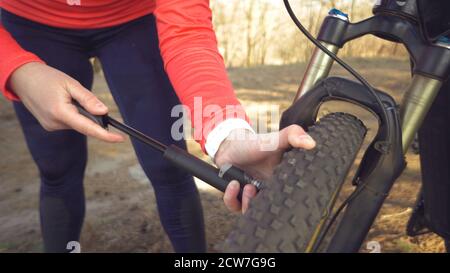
[0,0,249,152]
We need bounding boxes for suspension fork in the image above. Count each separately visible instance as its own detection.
[324,74,443,253]
[400,75,443,153]
[294,38,443,255]
[288,6,449,252]
[294,42,339,101]
[294,8,349,100]
[298,46,444,150]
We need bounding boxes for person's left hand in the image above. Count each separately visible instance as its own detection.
[215,125,316,214]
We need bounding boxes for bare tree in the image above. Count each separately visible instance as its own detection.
[244,0,256,67]
[212,1,241,66]
[211,0,406,67]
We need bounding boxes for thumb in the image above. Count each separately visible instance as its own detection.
[66,81,108,115]
[279,124,316,150]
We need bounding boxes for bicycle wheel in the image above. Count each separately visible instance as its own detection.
[222,112,367,252]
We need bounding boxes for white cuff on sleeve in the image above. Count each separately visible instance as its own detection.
[205,118,255,159]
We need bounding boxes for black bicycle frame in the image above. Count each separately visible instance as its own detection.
[281,0,450,252]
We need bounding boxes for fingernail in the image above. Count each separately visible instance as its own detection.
[230,181,239,189]
[96,102,106,109]
[244,191,253,198]
[298,135,315,146]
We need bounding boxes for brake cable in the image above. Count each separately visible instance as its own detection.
[283,0,391,251]
[283,0,389,120]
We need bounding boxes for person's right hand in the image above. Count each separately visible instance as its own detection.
[8,62,124,142]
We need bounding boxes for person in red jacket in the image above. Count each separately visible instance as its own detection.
[0,0,315,252]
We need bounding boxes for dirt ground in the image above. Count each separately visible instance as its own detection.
[0,58,446,252]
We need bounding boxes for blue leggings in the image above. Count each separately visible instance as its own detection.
[2,10,205,252]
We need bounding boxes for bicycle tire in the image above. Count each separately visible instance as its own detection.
[222,112,367,252]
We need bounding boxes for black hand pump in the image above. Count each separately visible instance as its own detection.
[73,101,262,201]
